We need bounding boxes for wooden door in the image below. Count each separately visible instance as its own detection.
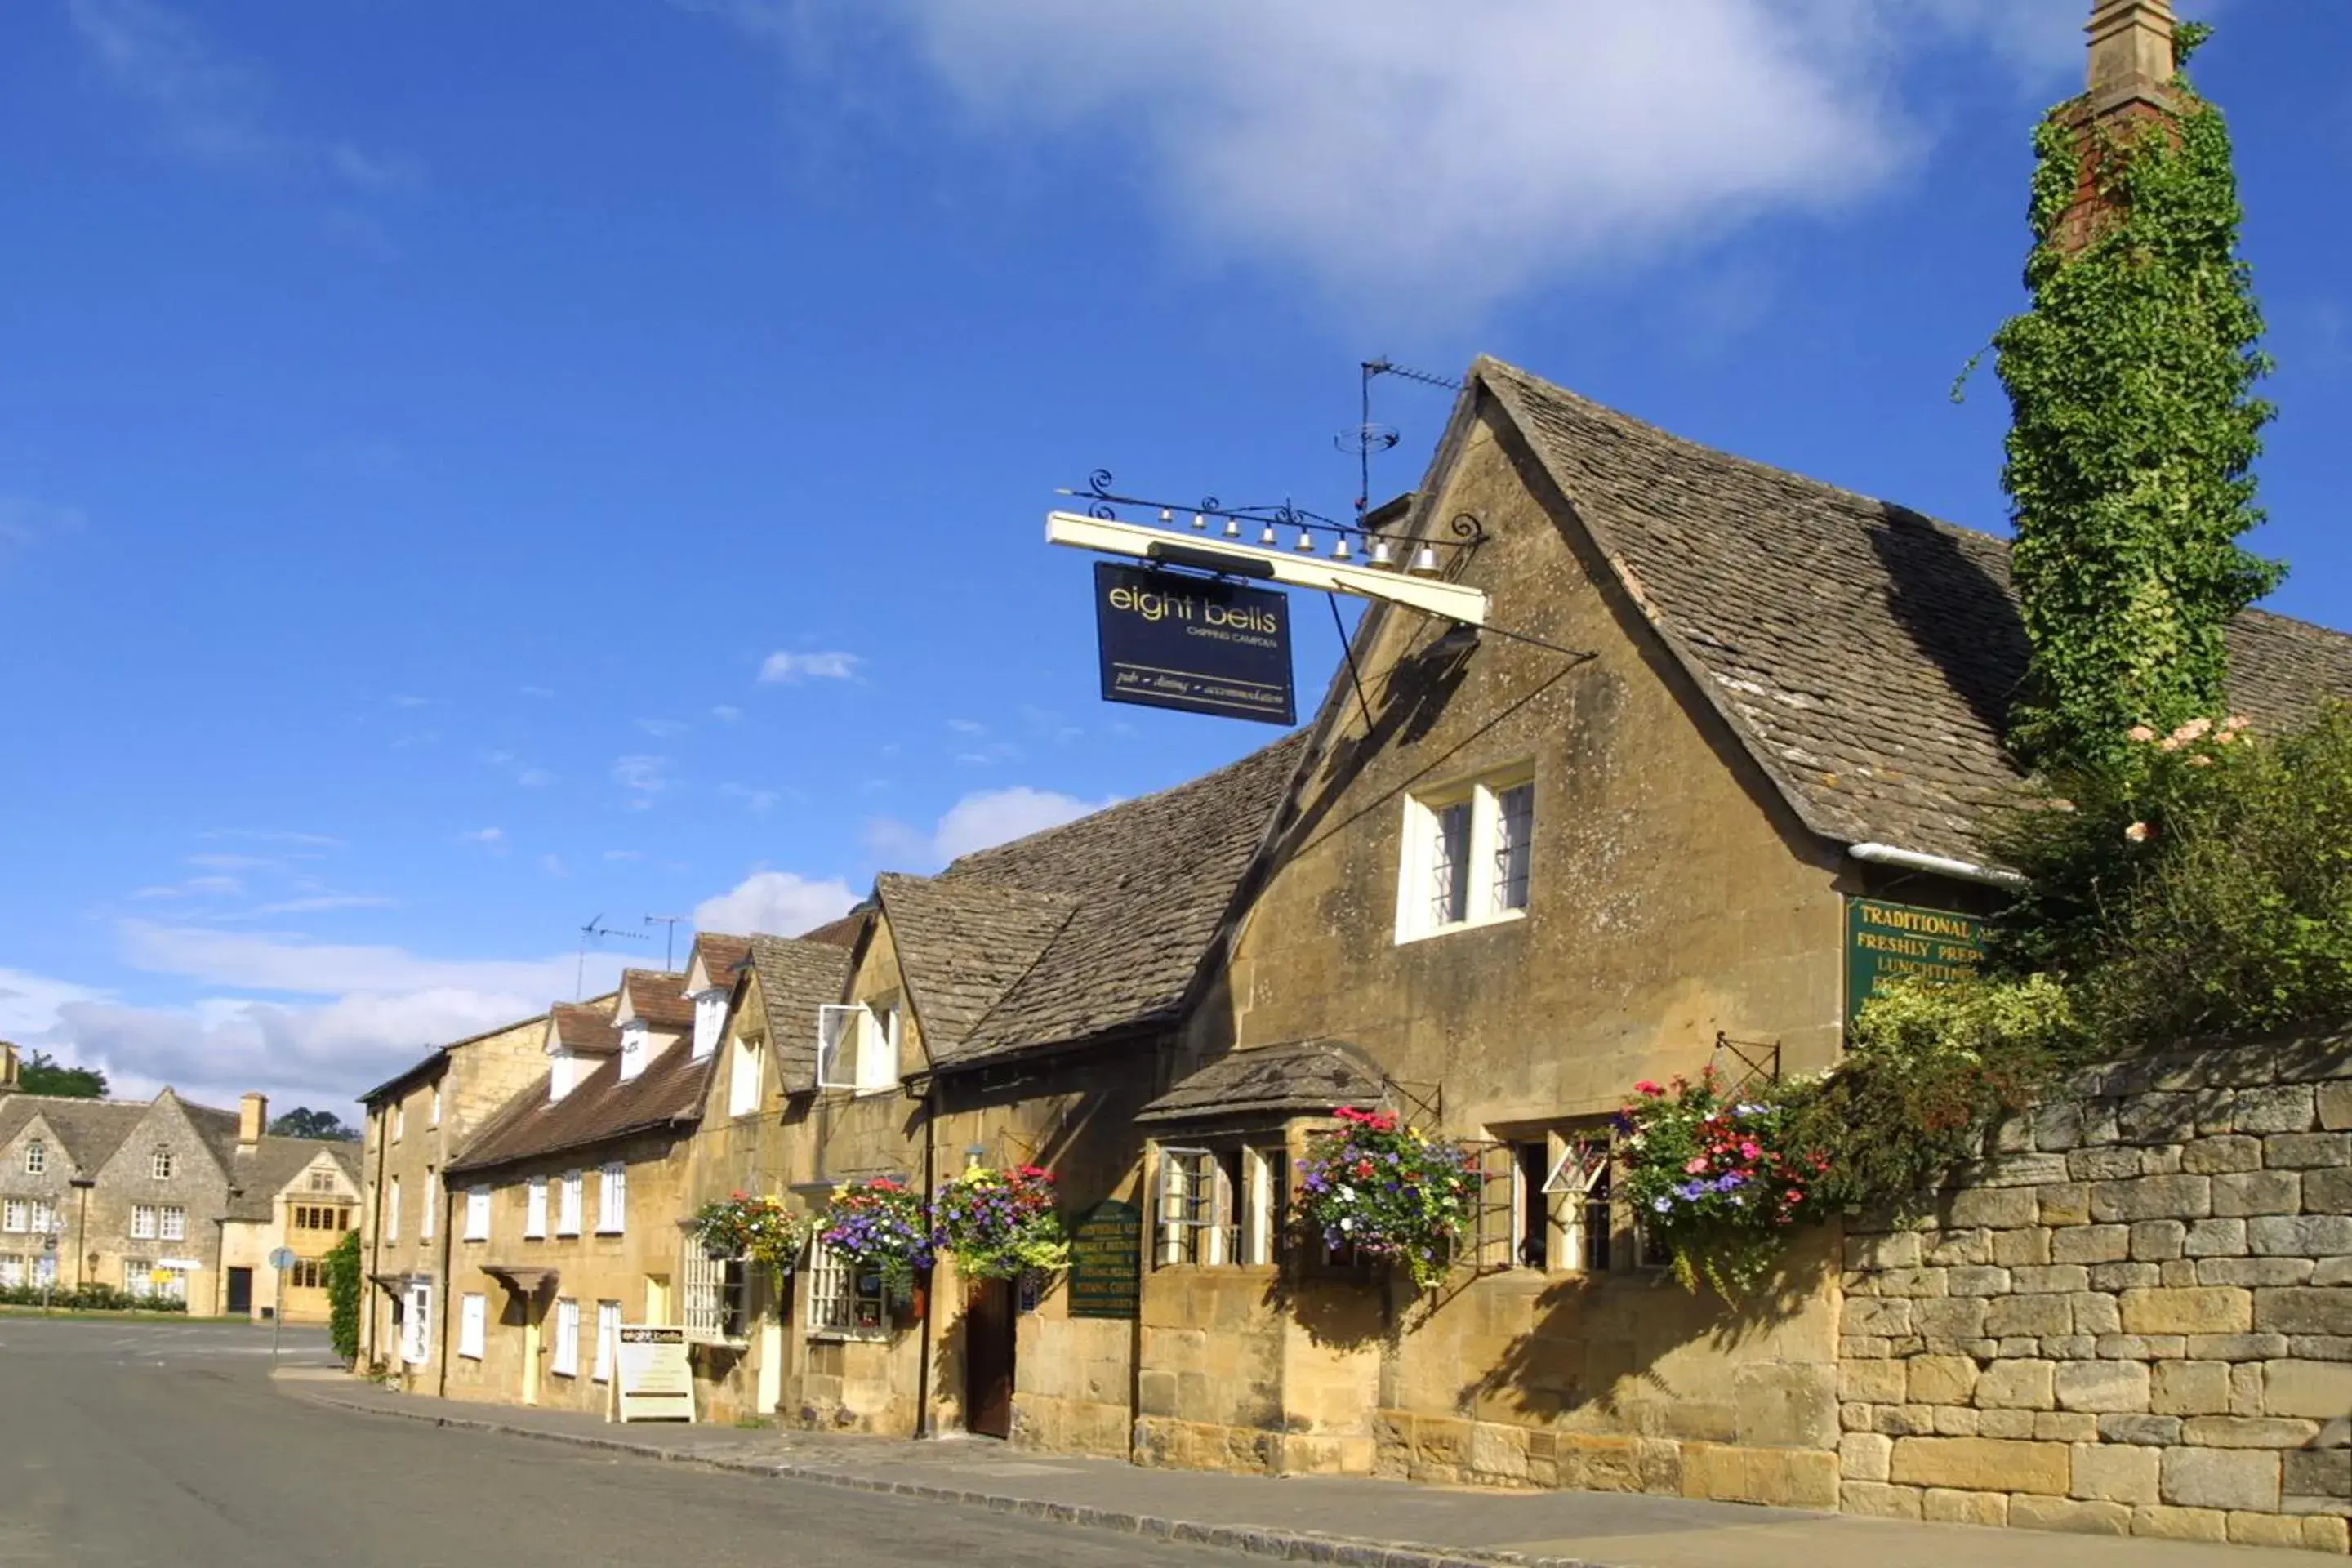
[964,1278,1015,1439]
[225,1267,252,1315]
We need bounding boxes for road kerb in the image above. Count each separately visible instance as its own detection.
[290,1388,1616,1568]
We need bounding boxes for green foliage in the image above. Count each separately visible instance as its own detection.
[933,1165,1068,1281]
[270,1107,359,1141]
[688,1193,812,1281]
[1995,36,2279,772]
[0,1283,186,1312]
[1296,1108,1481,1290]
[18,1051,107,1098]
[326,1228,363,1365]
[1989,707,2352,1046]
[1793,975,2081,1214]
[1617,1070,1826,1302]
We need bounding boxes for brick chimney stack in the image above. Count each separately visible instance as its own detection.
[239,1091,268,1147]
[2057,0,2181,253]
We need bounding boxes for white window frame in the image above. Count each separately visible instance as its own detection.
[29,1199,53,1236]
[0,1254,21,1287]
[430,1085,442,1127]
[552,1297,581,1378]
[727,1034,764,1117]
[394,1104,406,1143]
[1155,1147,1214,1267]
[597,1164,626,1235]
[403,1281,433,1366]
[159,1205,185,1242]
[131,1204,158,1241]
[32,1253,56,1286]
[558,1170,583,1236]
[618,1022,649,1083]
[151,1148,174,1181]
[817,1004,897,1094]
[805,1238,886,1338]
[308,1167,338,1194]
[1544,1135,1616,1275]
[23,1141,43,1175]
[1394,768,1535,943]
[464,1187,492,1243]
[593,1300,621,1383]
[458,1292,488,1360]
[386,1176,401,1242]
[524,1177,548,1239]
[124,1256,153,1296]
[680,1247,751,1346]
[2,1199,24,1233]
[691,990,726,1062]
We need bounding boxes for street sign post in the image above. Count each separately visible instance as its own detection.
[268,1246,299,1363]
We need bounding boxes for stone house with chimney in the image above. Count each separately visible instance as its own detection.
[436,969,709,1414]
[216,1107,363,1325]
[358,1009,553,1376]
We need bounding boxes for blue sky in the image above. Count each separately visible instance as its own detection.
[2,1,2346,1116]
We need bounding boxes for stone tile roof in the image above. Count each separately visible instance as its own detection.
[1477,358,2352,867]
[1137,1039,1388,1125]
[356,1007,570,1105]
[549,1002,621,1055]
[926,733,1310,1069]
[687,933,754,994]
[225,1137,361,1223]
[796,911,867,949]
[0,1095,148,1174]
[750,935,858,1094]
[873,874,1077,1054]
[446,1039,711,1177]
[619,969,693,1032]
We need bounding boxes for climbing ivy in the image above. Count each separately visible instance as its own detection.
[1993,26,2279,772]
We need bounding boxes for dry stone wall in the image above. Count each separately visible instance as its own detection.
[1839,1035,2352,1553]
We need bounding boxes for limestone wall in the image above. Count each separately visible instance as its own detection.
[1839,1036,2352,1554]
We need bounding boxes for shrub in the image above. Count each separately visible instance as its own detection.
[933,1165,1067,1281]
[0,1281,187,1312]
[326,1228,363,1364]
[1295,1107,1481,1290]
[1618,1070,1827,1301]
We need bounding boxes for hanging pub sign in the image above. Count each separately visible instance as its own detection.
[1093,562,1295,726]
[1844,898,1989,1027]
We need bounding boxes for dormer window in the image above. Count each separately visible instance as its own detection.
[618,1022,649,1084]
[23,1141,44,1175]
[550,1049,580,1102]
[691,991,726,1062]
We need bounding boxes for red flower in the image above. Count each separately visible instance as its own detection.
[1633,1080,1663,1097]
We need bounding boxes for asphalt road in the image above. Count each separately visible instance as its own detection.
[0,1316,1250,1568]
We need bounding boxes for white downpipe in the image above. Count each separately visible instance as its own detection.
[1848,841,2027,890]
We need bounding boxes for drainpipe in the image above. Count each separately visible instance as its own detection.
[70,1179,93,1290]
[913,1075,938,1440]
[366,1105,389,1369]
[434,1174,455,1397]
[1847,841,2027,891]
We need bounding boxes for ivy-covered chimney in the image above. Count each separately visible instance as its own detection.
[2058,0,2182,251]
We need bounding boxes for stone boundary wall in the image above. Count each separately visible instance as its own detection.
[1839,1035,2352,1554]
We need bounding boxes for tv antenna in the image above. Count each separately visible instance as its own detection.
[644,914,688,971]
[574,912,648,999]
[1339,359,1461,519]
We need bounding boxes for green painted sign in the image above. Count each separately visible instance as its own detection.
[1845,898,1989,1024]
[1066,1199,1142,1320]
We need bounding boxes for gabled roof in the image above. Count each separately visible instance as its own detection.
[225,1138,361,1223]
[547,1001,621,1056]
[872,873,1076,1054]
[926,733,1310,1069]
[0,1095,148,1174]
[685,933,753,996]
[748,935,858,1094]
[617,969,693,1033]
[447,1040,711,1177]
[797,911,867,949]
[1137,1039,1388,1125]
[1469,358,2352,867]
[357,1008,555,1106]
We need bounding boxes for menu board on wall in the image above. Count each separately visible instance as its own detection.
[1066,1199,1142,1320]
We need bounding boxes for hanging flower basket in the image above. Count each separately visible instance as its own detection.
[818,1178,933,1304]
[933,1164,1069,1281]
[1295,1107,1481,1291]
[1616,1069,1828,1303]
[688,1193,812,1280]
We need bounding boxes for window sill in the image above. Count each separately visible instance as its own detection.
[1394,907,1527,947]
[804,1328,889,1345]
[595,1227,623,1236]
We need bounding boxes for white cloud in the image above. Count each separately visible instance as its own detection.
[67,0,422,196]
[117,920,595,999]
[462,826,505,847]
[612,755,674,808]
[520,684,556,699]
[603,849,644,862]
[686,0,2121,313]
[540,854,568,879]
[933,786,1116,862]
[0,495,86,557]
[758,649,861,684]
[390,693,430,709]
[710,704,743,724]
[203,828,341,849]
[637,718,689,738]
[692,871,859,938]
[719,783,783,813]
[251,893,395,915]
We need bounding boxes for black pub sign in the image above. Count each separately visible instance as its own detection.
[1093,562,1294,726]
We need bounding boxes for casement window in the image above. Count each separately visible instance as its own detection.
[551,1297,581,1378]
[1395,769,1535,942]
[288,1258,330,1290]
[430,1086,442,1127]
[31,1254,56,1285]
[23,1141,43,1175]
[28,1200,53,1236]
[806,1240,885,1336]
[524,1177,548,1239]
[816,1004,898,1094]
[151,1148,174,1181]
[1154,1144,1285,1267]
[307,1168,338,1194]
[2,1199,26,1233]
[159,1205,185,1242]
[386,1177,402,1241]
[558,1170,584,1236]
[1477,1129,1616,1274]
[421,1172,438,1240]
[124,1257,152,1294]
[691,990,726,1062]
[131,1205,158,1241]
[0,1255,21,1287]
[681,1248,750,1346]
[593,1300,621,1383]
[402,1281,433,1365]
[458,1293,488,1361]
[293,1205,350,1232]
[464,1187,492,1242]
[394,1104,406,1142]
[727,1035,764,1117]
[597,1164,626,1235]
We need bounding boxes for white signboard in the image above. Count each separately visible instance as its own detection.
[612,1324,695,1424]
